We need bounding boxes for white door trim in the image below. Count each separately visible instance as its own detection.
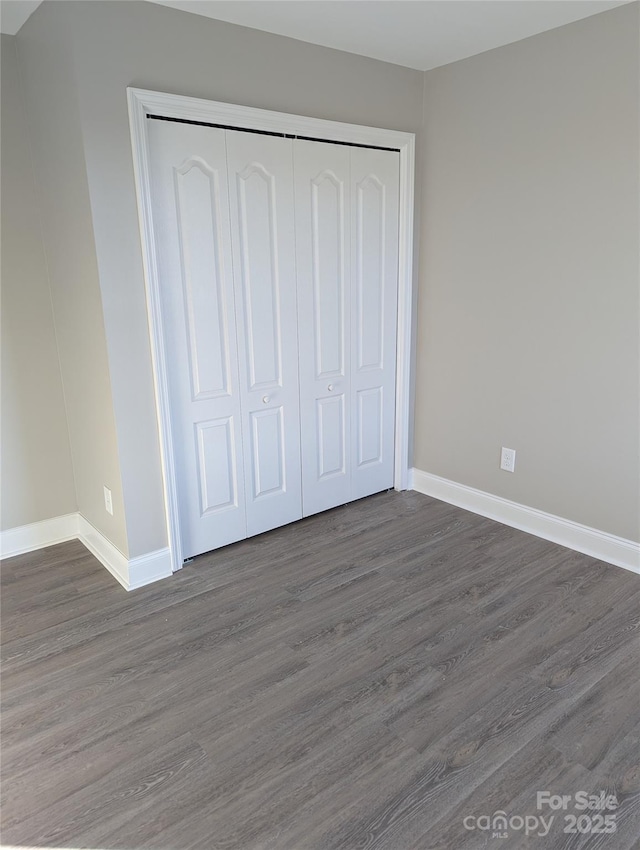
[127,87,416,573]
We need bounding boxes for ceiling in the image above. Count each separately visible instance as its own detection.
[1,0,632,70]
[1,0,41,34]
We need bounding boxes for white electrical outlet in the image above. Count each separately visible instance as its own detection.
[103,486,113,515]
[500,447,516,473]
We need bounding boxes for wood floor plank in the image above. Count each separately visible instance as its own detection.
[412,736,593,849]
[1,490,638,849]
[574,721,640,850]
[1,731,210,847]
[546,653,640,773]
[321,672,606,849]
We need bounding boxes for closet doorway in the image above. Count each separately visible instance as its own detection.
[128,89,415,570]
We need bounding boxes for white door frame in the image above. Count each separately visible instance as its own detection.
[127,87,416,573]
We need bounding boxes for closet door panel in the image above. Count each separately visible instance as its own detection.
[236,165,281,389]
[294,140,351,516]
[148,120,246,559]
[351,147,400,499]
[226,131,302,536]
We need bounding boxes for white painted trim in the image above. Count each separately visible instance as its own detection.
[1,514,173,591]
[394,133,415,492]
[76,514,130,589]
[127,547,174,591]
[76,516,172,591]
[127,87,416,569]
[411,468,640,575]
[0,514,78,558]
[127,89,184,574]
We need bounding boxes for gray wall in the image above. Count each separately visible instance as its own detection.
[1,34,76,530]
[9,0,637,556]
[38,0,425,558]
[14,9,129,554]
[414,3,640,541]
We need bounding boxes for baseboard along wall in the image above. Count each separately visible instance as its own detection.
[411,468,640,575]
[0,513,172,591]
[3,478,637,587]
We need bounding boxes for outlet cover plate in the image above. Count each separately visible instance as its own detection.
[500,447,516,473]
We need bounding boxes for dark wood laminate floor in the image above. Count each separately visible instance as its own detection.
[2,491,639,850]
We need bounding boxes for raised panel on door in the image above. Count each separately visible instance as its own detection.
[350,147,400,499]
[226,131,302,536]
[294,140,351,516]
[148,119,246,559]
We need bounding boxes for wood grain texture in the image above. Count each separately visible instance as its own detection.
[1,491,639,849]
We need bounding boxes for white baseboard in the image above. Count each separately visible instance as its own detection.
[0,514,78,558]
[1,513,173,590]
[75,514,130,589]
[127,548,174,590]
[410,468,640,575]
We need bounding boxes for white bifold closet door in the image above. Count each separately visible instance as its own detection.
[225,131,302,539]
[294,140,399,516]
[148,121,246,559]
[148,117,399,560]
[148,120,301,559]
